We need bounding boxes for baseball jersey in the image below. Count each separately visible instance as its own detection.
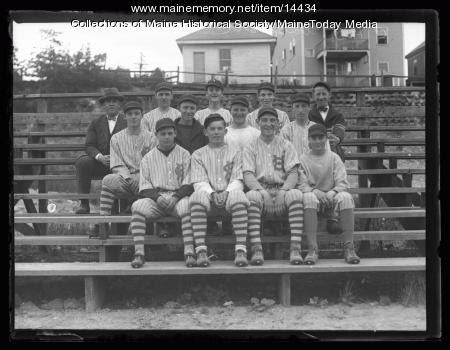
[243,135,299,185]
[141,107,181,133]
[139,144,191,192]
[298,150,349,193]
[280,120,331,157]
[110,128,156,175]
[191,143,243,192]
[246,107,290,131]
[194,108,233,127]
[225,125,260,150]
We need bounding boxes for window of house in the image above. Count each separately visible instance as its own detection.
[292,39,296,56]
[363,55,368,64]
[413,59,418,76]
[282,49,286,60]
[378,62,389,74]
[219,49,231,71]
[305,49,314,58]
[376,27,388,45]
[345,62,356,74]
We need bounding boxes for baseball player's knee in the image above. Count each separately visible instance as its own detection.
[284,189,303,207]
[226,190,250,211]
[190,191,210,210]
[101,173,121,189]
[175,197,190,217]
[132,198,157,218]
[303,192,319,209]
[246,190,263,204]
[334,191,355,211]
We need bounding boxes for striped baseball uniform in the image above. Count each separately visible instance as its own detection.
[190,143,249,254]
[131,144,194,256]
[224,125,261,150]
[298,149,354,213]
[246,107,290,131]
[281,120,331,157]
[243,135,304,250]
[100,128,156,215]
[141,107,181,133]
[194,108,233,127]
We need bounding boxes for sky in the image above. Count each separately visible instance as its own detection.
[12,21,425,78]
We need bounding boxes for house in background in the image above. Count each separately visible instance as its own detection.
[176,27,276,84]
[272,23,405,87]
[405,41,425,86]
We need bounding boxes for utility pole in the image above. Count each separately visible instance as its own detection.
[134,52,147,78]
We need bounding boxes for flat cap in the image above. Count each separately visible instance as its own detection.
[98,87,124,103]
[257,82,275,93]
[230,96,249,108]
[312,81,331,92]
[155,82,173,93]
[290,93,310,104]
[257,106,278,119]
[155,118,175,132]
[178,94,198,106]
[122,100,143,114]
[308,123,327,137]
[206,79,223,90]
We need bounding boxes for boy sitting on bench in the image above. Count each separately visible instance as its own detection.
[298,123,360,265]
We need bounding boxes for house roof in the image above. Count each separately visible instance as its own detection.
[405,41,425,59]
[177,27,277,43]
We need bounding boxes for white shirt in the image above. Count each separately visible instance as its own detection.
[225,125,261,150]
[319,106,329,122]
[108,116,118,134]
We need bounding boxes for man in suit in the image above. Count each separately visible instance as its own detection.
[308,81,346,161]
[74,88,127,214]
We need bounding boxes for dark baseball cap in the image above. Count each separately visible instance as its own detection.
[257,82,275,93]
[122,100,143,114]
[257,106,278,120]
[206,79,223,90]
[178,94,198,106]
[290,93,310,104]
[155,82,173,94]
[308,123,327,137]
[155,118,175,132]
[230,96,249,108]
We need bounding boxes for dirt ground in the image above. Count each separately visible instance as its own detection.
[14,302,425,330]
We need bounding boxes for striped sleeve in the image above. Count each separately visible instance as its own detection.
[283,140,300,174]
[181,151,192,186]
[242,144,256,174]
[139,155,154,191]
[109,135,129,177]
[332,153,349,192]
[230,149,243,182]
[190,150,209,184]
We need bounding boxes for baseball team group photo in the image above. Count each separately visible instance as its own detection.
[12,17,432,332]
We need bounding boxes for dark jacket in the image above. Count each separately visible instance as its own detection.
[174,117,209,154]
[309,104,346,161]
[85,113,127,158]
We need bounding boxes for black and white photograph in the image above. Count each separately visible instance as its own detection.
[10,6,439,338]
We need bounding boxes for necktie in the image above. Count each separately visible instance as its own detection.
[318,106,328,113]
[108,115,117,121]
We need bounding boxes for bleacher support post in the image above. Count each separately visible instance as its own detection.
[278,274,291,306]
[84,277,106,312]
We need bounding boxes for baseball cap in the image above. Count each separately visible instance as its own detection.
[308,123,327,137]
[230,96,249,108]
[155,118,175,132]
[257,82,275,93]
[155,82,173,94]
[206,79,223,90]
[257,106,278,120]
[122,100,143,114]
[178,94,198,106]
[290,93,310,104]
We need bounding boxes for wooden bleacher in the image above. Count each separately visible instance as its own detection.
[13,87,426,311]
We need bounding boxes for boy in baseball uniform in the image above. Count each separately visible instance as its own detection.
[281,93,330,157]
[243,107,305,265]
[298,123,360,265]
[99,101,156,216]
[246,82,290,132]
[130,118,194,268]
[194,79,233,126]
[224,96,260,150]
[190,114,250,267]
[141,82,181,133]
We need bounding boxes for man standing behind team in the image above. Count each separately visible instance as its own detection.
[130,118,194,268]
[225,96,260,150]
[190,114,250,268]
[141,82,181,133]
[246,82,290,132]
[194,79,233,127]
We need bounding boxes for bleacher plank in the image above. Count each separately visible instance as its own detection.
[15,258,426,277]
[14,131,86,138]
[13,230,426,246]
[14,144,84,151]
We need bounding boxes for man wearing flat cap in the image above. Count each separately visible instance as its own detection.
[174,94,209,154]
[141,82,181,133]
[99,100,156,217]
[281,93,330,157]
[194,79,233,126]
[246,82,290,133]
[74,87,127,214]
[225,96,260,150]
[298,123,360,265]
